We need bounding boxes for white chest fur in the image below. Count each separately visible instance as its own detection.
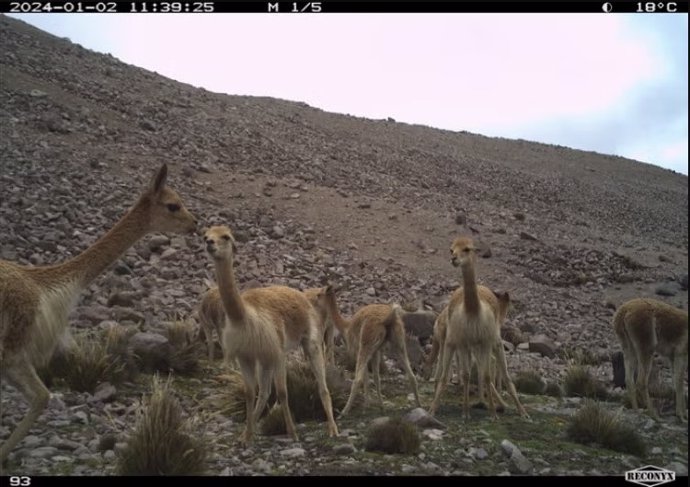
[26,281,81,367]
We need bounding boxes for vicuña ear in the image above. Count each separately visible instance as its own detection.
[150,164,168,194]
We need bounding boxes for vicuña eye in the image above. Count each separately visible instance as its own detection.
[221,235,231,241]
[167,203,180,212]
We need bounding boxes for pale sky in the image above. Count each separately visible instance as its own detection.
[8,13,690,175]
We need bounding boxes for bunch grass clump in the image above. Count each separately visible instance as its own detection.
[260,404,289,436]
[116,375,207,475]
[544,380,563,399]
[205,370,247,420]
[514,370,546,395]
[165,320,202,375]
[364,417,420,455]
[566,400,646,456]
[38,326,134,392]
[560,346,604,366]
[563,366,608,400]
[259,361,348,434]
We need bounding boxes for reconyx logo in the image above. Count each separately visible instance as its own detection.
[625,465,676,487]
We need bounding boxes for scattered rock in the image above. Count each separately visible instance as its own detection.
[528,335,557,358]
[148,235,170,252]
[97,434,117,452]
[333,443,357,455]
[28,447,59,459]
[501,326,525,346]
[280,447,306,458]
[422,428,445,441]
[519,231,539,242]
[404,408,446,429]
[90,382,117,403]
[140,119,156,131]
[469,447,489,460]
[271,225,285,239]
[655,283,677,297]
[501,439,533,475]
[128,332,171,371]
[107,291,140,308]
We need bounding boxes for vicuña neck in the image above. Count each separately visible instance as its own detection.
[46,199,150,286]
[461,261,481,316]
[214,256,246,323]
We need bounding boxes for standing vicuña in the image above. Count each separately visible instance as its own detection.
[613,298,688,421]
[203,226,338,445]
[318,286,420,418]
[0,165,197,465]
[202,285,334,366]
[425,290,511,408]
[428,237,527,419]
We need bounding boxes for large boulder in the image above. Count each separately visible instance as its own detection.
[128,332,172,372]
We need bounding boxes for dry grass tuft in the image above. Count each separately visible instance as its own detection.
[566,401,646,456]
[364,417,420,455]
[116,375,207,475]
[258,360,348,434]
[514,370,546,395]
[563,366,608,400]
[38,327,134,392]
[544,380,563,399]
[165,319,202,375]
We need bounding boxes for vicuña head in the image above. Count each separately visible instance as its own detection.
[204,225,236,261]
[0,163,196,466]
[450,236,476,268]
[138,164,197,234]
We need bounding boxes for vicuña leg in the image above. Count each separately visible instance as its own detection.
[372,350,384,410]
[494,343,528,417]
[429,342,455,416]
[204,329,216,361]
[622,343,639,410]
[238,358,258,445]
[325,326,335,366]
[390,329,421,408]
[474,348,497,420]
[634,345,657,419]
[303,338,338,436]
[0,360,51,465]
[340,340,380,418]
[273,358,298,440]
[460,350,473,420]
[253,365,274,420]
[672,352,688,421]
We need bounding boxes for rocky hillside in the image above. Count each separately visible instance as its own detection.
[0,15,687,477]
